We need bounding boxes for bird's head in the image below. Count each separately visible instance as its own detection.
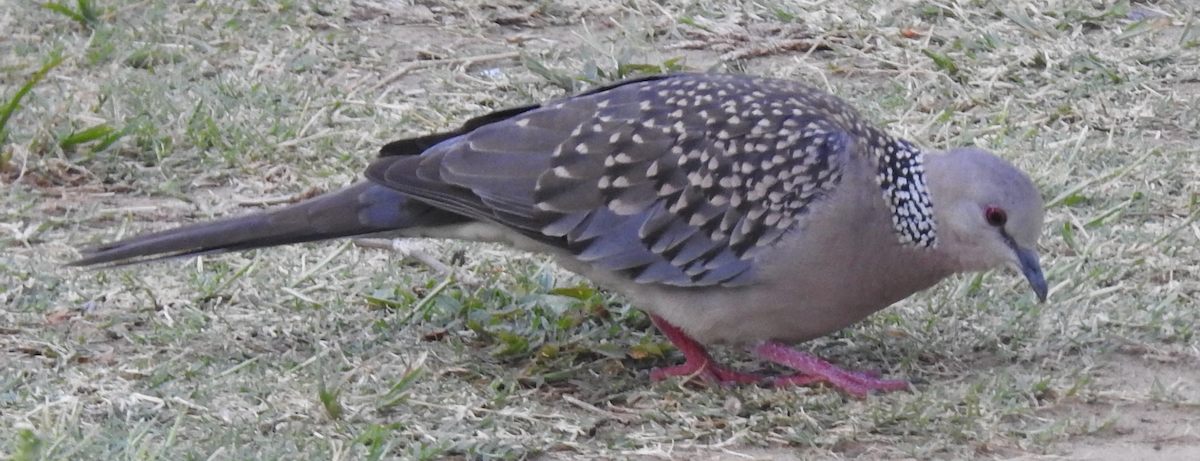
[925,147,1047,302]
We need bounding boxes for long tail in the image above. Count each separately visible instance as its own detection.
[70,182,465,267]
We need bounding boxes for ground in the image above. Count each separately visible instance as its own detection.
[1,0,1199,460]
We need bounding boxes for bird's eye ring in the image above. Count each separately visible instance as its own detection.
[985,206,1007,227]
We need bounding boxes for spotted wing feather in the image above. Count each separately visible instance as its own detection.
[367,74,876,287]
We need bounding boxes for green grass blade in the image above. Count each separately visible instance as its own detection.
[0,53,66,145]
[59,124,115,150]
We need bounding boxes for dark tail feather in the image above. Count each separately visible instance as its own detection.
[71,182,463,267]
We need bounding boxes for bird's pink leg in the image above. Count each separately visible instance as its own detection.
[649,315,764,385]
[751,341,909,397]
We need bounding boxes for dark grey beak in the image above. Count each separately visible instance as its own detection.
[1014,246,1047,302]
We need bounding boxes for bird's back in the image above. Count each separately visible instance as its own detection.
[366,74,935,289]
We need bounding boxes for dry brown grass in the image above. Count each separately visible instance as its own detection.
[2,0,1198,460]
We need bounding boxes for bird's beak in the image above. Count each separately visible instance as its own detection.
[1013,245,1047,302]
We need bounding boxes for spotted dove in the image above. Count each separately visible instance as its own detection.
[72,74,1047,396]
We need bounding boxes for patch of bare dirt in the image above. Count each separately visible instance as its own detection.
[1038,352,1200,461]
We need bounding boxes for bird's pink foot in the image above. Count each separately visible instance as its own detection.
[649,315,764,385]
[648,316,906,394]
[751,342,908,396]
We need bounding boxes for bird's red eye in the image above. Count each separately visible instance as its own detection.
[985,206,1007,227]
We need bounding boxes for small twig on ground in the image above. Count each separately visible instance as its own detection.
[353,238,483,286]
[365,51,521,94]
[275,129,348,149]
[561,394,638,423]
[235,186,323,207]
[289,240,354,288]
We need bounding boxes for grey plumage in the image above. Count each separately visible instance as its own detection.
[73,73,1047,395]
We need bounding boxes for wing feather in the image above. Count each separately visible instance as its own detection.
[365,74,857,286]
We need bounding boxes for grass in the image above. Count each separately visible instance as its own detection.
[2,0,1199,460]
[0,53,65,155]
